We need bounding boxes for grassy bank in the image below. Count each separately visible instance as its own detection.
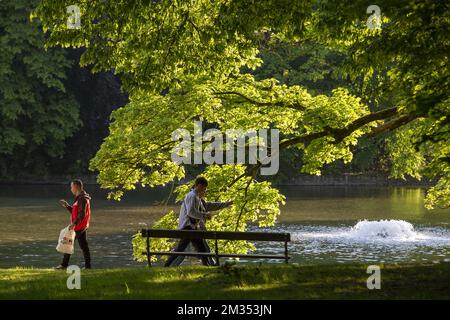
[1,263,449,299]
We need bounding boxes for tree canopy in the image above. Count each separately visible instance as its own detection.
[0,0,80,176]
[32,0,449,260]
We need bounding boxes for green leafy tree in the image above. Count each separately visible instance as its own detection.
[132,164,285,262]
[253,41,346,93]
[33,0,449,261]
[0,0,80,177]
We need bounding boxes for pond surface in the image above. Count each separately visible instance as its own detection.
[0,185,449,268]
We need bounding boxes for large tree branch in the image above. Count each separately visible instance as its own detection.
[214,91,306,111]
[279,106,399,149]
[367,114,420,138]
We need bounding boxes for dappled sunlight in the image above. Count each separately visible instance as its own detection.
[0,268,55,281]
[223,283,286,293]
[0,264,449,299]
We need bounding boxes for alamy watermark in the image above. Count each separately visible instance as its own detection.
[171,121,279,175]
[366,265,381,289]
[366,5,381,30]
[66,4,81,29]
[66,265,81,290]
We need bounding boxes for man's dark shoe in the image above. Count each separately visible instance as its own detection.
[53,265,67,270]
[82,264,91,269]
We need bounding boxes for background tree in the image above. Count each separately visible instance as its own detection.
[0,0,128,179]
[0,0,80,177]
[33,0,449,261]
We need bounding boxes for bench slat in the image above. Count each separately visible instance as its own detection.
[143,251,290,260]
[141,229,290,242]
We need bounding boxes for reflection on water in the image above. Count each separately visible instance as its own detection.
[0,233,142,269]
[0,185,449,268]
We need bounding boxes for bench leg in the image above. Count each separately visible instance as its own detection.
[284,241,289,264]
[146,236,151,268]
[215,238,220,266]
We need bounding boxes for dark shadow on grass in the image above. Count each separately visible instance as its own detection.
[1,263,450,299]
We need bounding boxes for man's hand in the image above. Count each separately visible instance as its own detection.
[68,223,75,230]
[205,213,214,220]
[224,201,233,208]
[59,199,69,208]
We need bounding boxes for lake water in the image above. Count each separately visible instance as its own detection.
[0,185,449,268]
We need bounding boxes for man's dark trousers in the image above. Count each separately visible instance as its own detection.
[61,229,91,268]
[164,226,211,267]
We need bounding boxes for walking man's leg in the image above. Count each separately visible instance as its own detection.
[59,230,91,268]
[164,238,190,267]
[61,253,71,268]
[171,244,192,266]
[191,239,211,266]
[77,229,91,268]
[203,239,216,266]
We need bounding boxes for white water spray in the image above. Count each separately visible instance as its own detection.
[349,219,420,240]
[257,220,450,264]
[290,219,450,244]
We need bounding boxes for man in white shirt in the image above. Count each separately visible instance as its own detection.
[164,176,233,267]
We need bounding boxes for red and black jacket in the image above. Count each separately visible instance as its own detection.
[66,191,91,231]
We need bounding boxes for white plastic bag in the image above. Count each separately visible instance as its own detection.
[56,226,75,254]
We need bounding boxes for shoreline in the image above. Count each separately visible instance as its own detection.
[0,173,433,187]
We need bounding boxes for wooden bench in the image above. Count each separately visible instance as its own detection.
[141,229,291,267]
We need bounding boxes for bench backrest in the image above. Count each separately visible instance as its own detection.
[141,229,290,242]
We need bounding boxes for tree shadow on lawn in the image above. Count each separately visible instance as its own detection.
[1,263,449,299]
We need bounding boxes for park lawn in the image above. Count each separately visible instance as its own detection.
[0,262,449,300]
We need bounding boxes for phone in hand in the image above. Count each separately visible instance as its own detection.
[59,199,69,208]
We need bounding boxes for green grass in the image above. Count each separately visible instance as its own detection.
[1,263,450,299]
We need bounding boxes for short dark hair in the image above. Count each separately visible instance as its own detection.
[194,176,208,187]
[71,179,84,190]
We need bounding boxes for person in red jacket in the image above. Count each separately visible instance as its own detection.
[54,179,92,269]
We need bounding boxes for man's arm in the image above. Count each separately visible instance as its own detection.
[204,201,233,212]
[72,197,87,225]
[59,199,73,213]
[185,193,205,220]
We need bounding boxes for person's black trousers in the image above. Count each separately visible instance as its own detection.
[61,229,91,268]
[164,226,212,267]
[168,239,216,267]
